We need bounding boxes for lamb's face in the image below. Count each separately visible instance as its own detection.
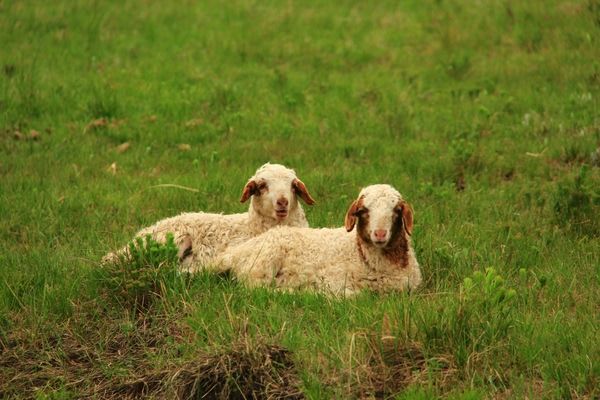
[240,163,315,221]
[344,184,413,248]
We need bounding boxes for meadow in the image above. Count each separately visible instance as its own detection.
[1,0,599,398]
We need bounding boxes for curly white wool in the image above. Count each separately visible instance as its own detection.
[217,184,422,296]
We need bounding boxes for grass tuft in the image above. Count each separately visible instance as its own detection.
[95,233,188,312]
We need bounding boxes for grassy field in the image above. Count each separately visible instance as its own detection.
[1,0,599,398]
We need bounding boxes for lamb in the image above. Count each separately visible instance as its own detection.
[102,163,316,269]
[217,184,422,296]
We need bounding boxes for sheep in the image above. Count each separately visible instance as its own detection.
[102,163,316,269]
[216,184,422,297]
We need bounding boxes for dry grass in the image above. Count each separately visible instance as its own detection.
[166,340,303,400]
[0,301,303,399]
[325,332,457,399]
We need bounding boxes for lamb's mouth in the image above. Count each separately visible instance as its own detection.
[275,209,288,219]
[372,239,388,248]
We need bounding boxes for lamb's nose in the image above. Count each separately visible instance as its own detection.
[277,198,289,208]
[374,229,387,241]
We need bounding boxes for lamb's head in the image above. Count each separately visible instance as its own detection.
[240,163,315,222]
[344,184,413,249]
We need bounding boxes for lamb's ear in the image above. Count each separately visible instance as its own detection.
[293,178,316,205]
[240,180,258,203]
[344,199,360,232]
[397,201,414,236]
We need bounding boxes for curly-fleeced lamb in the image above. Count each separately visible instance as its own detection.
[217,184,421,296]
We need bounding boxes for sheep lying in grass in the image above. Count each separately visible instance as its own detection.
[217,184,421,296]
[102,163,316,269]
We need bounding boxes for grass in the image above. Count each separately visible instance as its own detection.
[1,0,599,398]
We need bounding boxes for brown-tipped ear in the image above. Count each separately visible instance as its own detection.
[240,180,257,203]
[398,201,414,236]
[293,178,316,205]
[344,199,360,232]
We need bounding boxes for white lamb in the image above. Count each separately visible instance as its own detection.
[217,184,422,296]
[102,163,316,269]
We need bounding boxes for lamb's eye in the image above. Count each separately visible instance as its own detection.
[257,182,268,192]
[354,207,368,216]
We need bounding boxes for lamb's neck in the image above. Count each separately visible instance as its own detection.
[246,208,275,235]
[282,204,307,227]
[356,235,411,270]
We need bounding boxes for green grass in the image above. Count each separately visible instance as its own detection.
[1,0,599,398]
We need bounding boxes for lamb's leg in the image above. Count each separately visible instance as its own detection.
[177,234,193,262]
[407,266,422,291]
[218,240,284,287]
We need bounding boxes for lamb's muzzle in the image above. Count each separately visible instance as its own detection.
[275,197,289,219]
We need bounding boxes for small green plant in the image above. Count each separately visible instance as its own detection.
[419,268,517,370]
[457,268,516,352]
[97,233,184,311]
[456,268,517,366]
[461,267,517,325]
